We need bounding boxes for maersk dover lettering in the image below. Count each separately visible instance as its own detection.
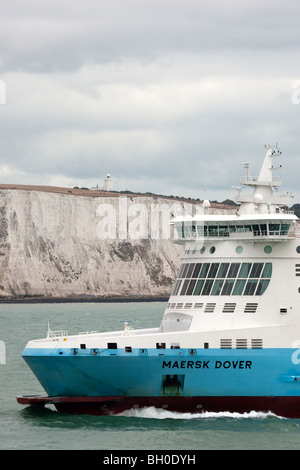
[18,145,300,417]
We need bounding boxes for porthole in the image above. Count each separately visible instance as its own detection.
[236,245,243,254]
[200,246,205,254]
[297,246,300,254]
[264,245,272,254]
[298,287,300,294]
[210,246,216,254]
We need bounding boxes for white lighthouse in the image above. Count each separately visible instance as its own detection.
[104,173,113,191]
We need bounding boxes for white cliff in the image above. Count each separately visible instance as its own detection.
[0,187,234,300]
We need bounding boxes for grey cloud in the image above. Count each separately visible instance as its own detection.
[1,0,300,73]
[0,0,299,203]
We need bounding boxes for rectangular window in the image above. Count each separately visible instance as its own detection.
[186,280,196,295]
[281,224,290,235]
[208,225,218,236]
[192,263,202,278]
[252,224,260,236]
[249,263,263,278]
[193,279,204,295]
[183,224,193,238]
[202,280,214,295]
[260,224,267,236]
[227,263,240,278]
[269,223,280,235]
[221,280,234,295]
[232,279,246,295]
[219,226,229,236]
[238,263,252,278]
[244,280,258,295]
[180,279,190,295]
[181,263,190,278]
[186,263,196,278]
[211,279,224,295]
[175,224,182,238]
[217,263,230,278]
[261,263,272,278]
[199,263,210,278]
[171,280,181,295]
[255,279,270,295]
[177,264,186,278]
[208,263,220,278]
[197,225,203,237]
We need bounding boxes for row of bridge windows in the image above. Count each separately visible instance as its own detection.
[172,262,272,297]
[176,222,290,239]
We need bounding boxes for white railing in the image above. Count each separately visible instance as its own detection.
[47,320,68,338]
[79,331,99,335]
[47,329,68,338]
[240,175,282,184]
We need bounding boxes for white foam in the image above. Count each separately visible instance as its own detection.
[116,406,281,420]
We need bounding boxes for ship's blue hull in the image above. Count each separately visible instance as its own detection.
[20,346,300,416]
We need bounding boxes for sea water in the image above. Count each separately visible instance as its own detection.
[1,301,300,451]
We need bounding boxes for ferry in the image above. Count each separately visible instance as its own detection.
[17,145,300,418]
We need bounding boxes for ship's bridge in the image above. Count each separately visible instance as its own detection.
[171,213,299,243]
[172,145,299,243]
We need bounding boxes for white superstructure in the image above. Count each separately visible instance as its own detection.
[163,145,299,349]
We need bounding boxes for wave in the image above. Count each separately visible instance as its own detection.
[116,406,281,420]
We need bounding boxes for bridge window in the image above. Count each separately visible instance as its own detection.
[176,221,291,239]
[249,263,263,278]
[238,263,252,278]
[221,280,235,295]
[173,261,272,297]
[232,279,246,295]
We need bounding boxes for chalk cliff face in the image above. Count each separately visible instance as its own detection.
[0,189,189,299]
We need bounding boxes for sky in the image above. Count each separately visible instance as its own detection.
[0,0,300,204]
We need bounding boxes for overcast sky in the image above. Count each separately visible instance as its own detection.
[0,0,300,203]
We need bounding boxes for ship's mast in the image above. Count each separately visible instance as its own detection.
[236,145,294,214]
